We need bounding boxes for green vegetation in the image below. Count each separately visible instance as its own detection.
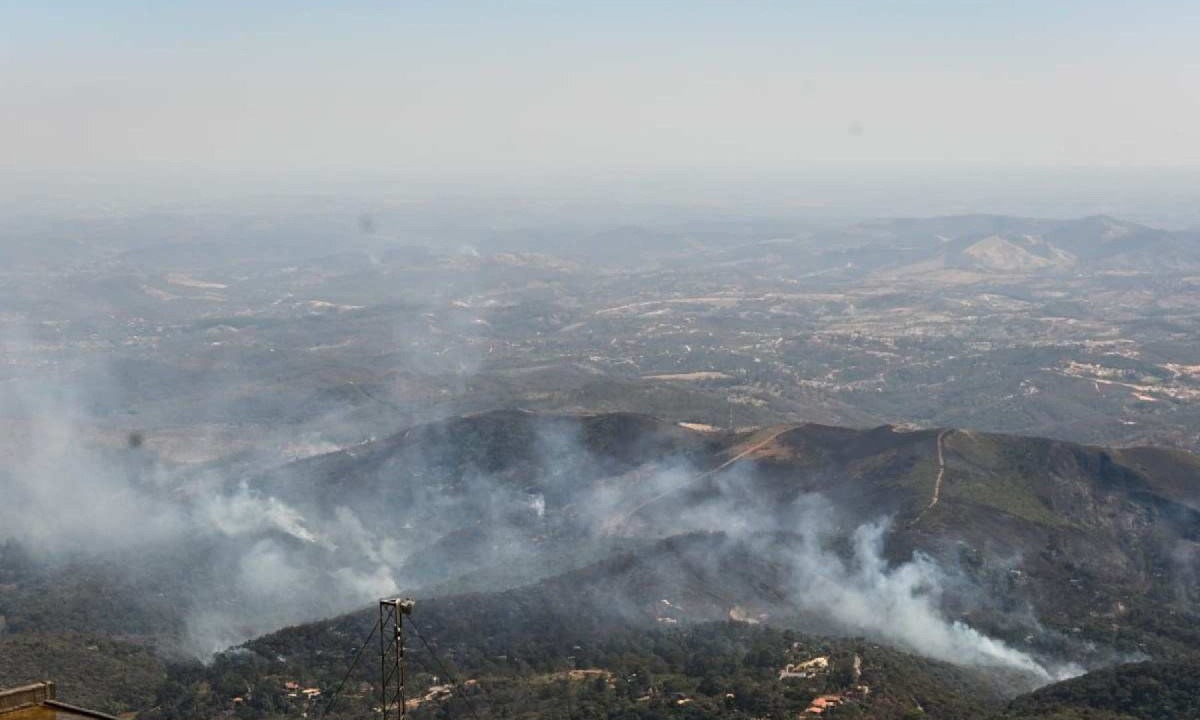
[0,633,165,714]
[1001,659,1200,720]
[942,434,1067,528]
[142,622,1005,720]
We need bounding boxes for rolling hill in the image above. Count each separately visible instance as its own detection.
[2,410,1183,717]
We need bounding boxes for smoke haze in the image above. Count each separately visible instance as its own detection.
[0,354,1078,684]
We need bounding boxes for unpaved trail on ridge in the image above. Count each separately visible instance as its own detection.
[911,429,951,526]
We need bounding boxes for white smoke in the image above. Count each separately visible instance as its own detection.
[201,483,328,547]
[0,360,404,657]
[0,381,185,554]
[592,459,1079,682]
[529,492,546,519]
[782,504,1059,680]
[0,355,1084,681]
[235,539,308,599]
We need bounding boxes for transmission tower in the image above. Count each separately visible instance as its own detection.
[379,598,415,720]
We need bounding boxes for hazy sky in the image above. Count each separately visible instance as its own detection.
[2,1,1198,178]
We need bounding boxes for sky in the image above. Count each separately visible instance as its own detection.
[1,1,1198,182]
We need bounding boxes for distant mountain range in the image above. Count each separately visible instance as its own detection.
[4,207,1200,718]
[713,215,1200,278]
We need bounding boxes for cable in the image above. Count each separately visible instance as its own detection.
[317,618,379,720]
[409,622,490,720]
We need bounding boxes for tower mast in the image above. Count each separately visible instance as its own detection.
[379,598,415,720]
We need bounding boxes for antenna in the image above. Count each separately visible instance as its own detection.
[379,598,415,720]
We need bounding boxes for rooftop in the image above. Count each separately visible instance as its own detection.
[0,683,117,720]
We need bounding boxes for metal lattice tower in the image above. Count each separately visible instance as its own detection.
[379,598,415,720]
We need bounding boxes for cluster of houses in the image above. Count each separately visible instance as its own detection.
[778,653,871,716]
[281,681,323,701]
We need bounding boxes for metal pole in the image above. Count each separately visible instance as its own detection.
[400,607,410,720]
[379,598,415,720]
[379,602,387,718]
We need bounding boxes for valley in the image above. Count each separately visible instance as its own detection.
[2,208,1200,719]
[6,0,1200,715]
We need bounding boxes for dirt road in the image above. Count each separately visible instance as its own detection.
[910,429,950,526]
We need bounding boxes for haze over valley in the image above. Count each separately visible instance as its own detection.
[3,2,1200,718]
[3,196,1200,720]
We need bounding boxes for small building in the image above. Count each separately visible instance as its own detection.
[779,656,830,680]
[804,694,844,715]
[0,682,119,720]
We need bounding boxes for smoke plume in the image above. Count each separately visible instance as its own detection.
[0,365,1080,681]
